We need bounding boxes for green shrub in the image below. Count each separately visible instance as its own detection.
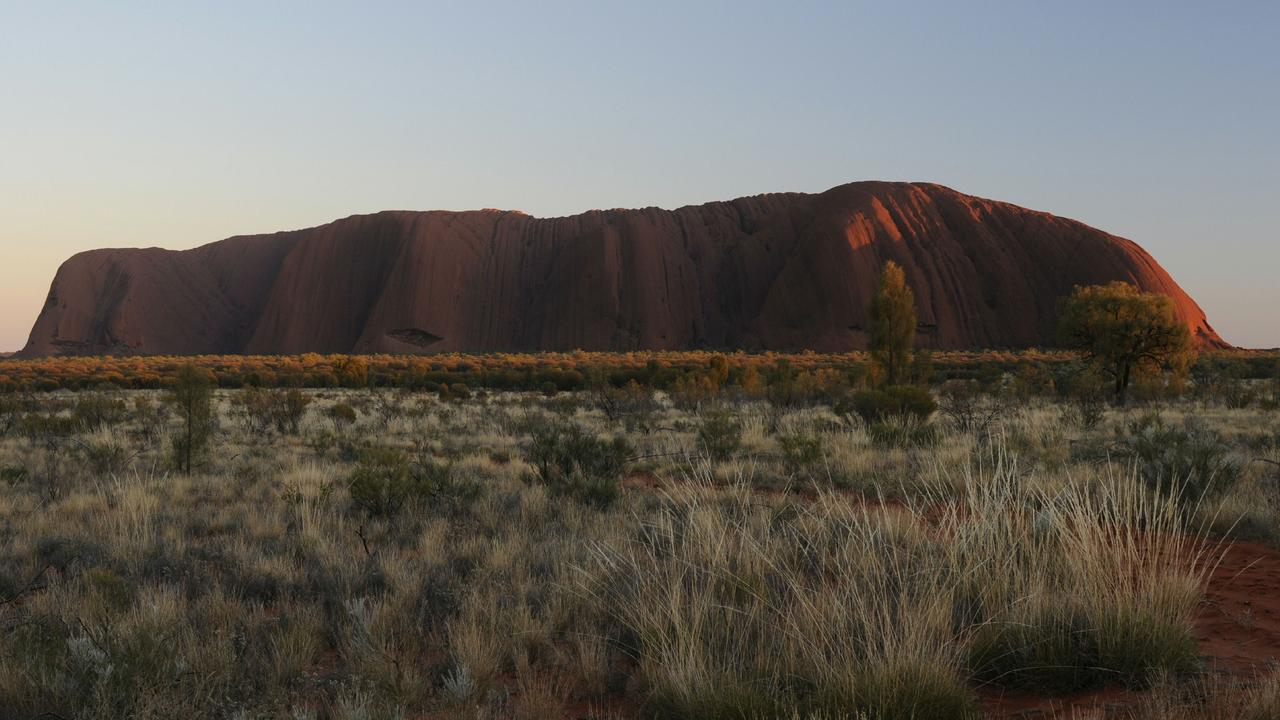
[546,395,583,418]
[306,430,336,459]
[84,438,130,476]
[18,413,80,443]
[1056,363,1108,430]
[1117,414,1243,503]
[0,395,19,437]
[526,424,631,507]
[779,432,823,470]
[327,402,358,429]
[277,388,312,433]
[839,385,936,426]
[1192,358,1257,408]
[72,392,128,433]
[0,465,28,485]
[347,448,480,517]
[236,387,312,435]
[131,396,167,447]
[18,413,80,487]
[697,410,743,462]
[84,568,135,612]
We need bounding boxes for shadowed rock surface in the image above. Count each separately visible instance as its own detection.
[21,181,1225,356]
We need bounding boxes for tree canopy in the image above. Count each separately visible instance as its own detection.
[869,260,917,386]
[1057,282,1194,405]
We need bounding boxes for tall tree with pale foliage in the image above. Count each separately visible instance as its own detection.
[1057,281,1194,406]
[869,260,917,386]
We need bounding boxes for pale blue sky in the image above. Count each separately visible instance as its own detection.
[2,1,1277,350]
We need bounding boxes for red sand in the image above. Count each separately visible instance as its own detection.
[1193,540,1280,672]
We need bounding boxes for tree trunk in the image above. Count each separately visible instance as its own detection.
[1116,363,1132,406]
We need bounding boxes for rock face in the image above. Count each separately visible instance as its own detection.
[21,181,1225,356]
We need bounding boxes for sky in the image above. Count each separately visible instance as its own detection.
[1,1,1277,351]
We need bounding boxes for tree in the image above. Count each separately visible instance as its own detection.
[1057,282,1194,406]
[167,363,215,474]
[869,260,917,386]
[334,356,369,388]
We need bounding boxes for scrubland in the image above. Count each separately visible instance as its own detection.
[0,364,1278,719]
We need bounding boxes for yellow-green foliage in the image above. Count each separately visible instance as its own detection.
[1058,281,1195,405]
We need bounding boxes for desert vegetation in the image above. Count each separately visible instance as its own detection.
[1,348,1275,396]
[0,346,1277,718]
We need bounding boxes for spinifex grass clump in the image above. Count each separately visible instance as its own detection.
[584,481,975,719]
[583,461,1213,718]
[956,471,1207,692]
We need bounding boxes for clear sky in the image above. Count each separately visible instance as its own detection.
[2,1,1277,351]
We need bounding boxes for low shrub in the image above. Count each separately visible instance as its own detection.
[438,383,471,402]
[588,372,659,432]
[276,388,312,433]
[306,430,336,459]
[0,395,19,437]
[779,432,823,470]
[327,402,358,429]
[236,387,312,436]
[1192,358,1257,408]
[697,410,743,462]
[72,392,129,433]
[84,567,136,612]
[347,447,481,517]
[371,391,409,424]
[84,437,131,476]
[1117,414,1244,503]
[937,380,1008,435]
[18,413,80,443]
[526,424,631,507]
[131,396,167,447]
[19,413,81,486]
[839,385,936,426]
[1055,363,1109,430]
[868,420,940,448]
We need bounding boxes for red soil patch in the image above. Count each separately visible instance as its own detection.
[1193,539,1280,672]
